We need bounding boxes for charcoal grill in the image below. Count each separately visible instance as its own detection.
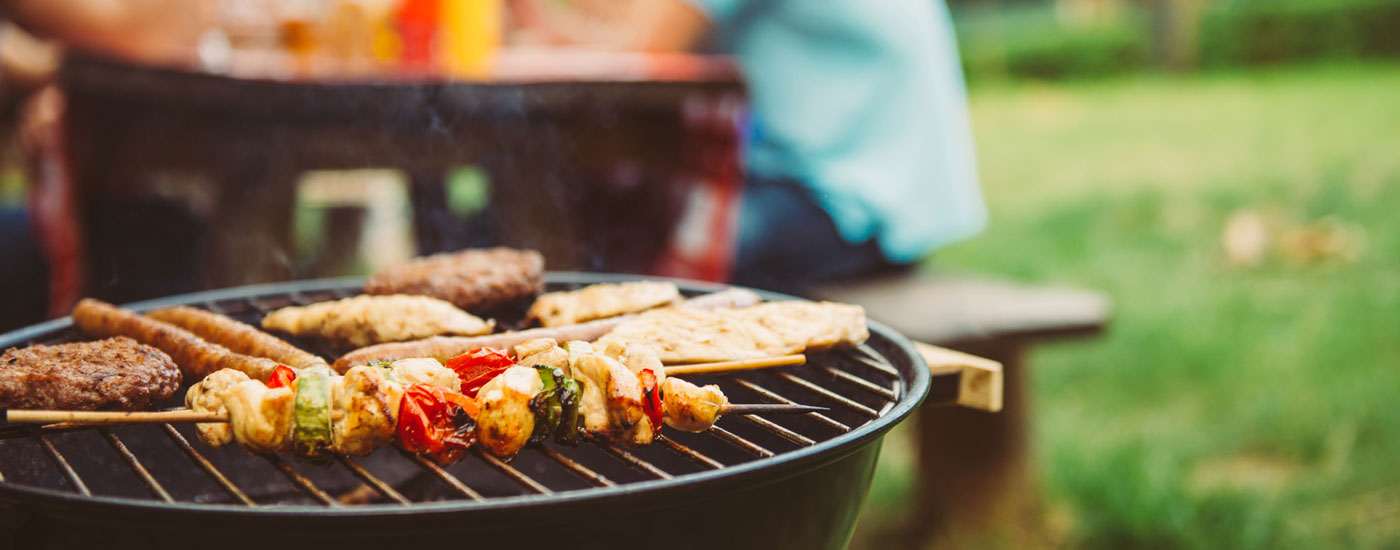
[0,274,931,549]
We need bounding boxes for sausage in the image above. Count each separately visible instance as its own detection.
[147,305,327,369]
[72,298,283,382]
[332,288,763,371]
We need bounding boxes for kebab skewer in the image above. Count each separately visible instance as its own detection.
[2,343,824,465]
[59,295,827,464]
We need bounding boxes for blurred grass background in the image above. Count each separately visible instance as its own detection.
[851,61,1400,548]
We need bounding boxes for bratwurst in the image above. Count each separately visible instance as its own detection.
[73,298,282,381]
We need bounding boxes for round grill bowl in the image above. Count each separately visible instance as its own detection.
[0,274,929,550]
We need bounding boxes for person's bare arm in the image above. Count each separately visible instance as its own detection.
[2,0,210,64]
[511,0,711,52]
[0,23,58,93]
[623,0,711,52]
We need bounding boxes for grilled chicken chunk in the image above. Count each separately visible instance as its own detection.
[386,357,459,390]
[513,338,571,372]
[221,380,295,454]
[475,366,543,459]
[570,351,646,442]
[602,342,665,382]
[661,377,727,433]
[602,341,665,446]
[262,295,494,348]
[526,281,681,327]
[330,366,400,456]
[186,368,252,447]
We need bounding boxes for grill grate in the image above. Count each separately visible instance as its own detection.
[0,279,912,510]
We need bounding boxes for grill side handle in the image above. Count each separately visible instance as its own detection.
[916,343,1003,413]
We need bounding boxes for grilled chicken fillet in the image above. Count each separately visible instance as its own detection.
[527,281,681,327]
[262,295,494,349]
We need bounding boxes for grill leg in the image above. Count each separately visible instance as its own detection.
[912,340,1038,546]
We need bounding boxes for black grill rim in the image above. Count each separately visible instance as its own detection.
[0,272,930,520]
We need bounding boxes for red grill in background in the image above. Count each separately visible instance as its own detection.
[43,52,747,311]
[650,92,746,283]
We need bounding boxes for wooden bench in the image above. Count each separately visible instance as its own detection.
[815,272,1111,542]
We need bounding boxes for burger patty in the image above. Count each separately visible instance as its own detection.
[364,247,545,312]
[0,336,181,410]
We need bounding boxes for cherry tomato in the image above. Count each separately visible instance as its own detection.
[395,384,477,464]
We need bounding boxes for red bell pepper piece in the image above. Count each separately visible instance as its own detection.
[640,369,663,429]
[446,348,516,396]
[266,365,297,389]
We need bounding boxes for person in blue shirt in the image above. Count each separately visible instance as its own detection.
[521,0,986,294]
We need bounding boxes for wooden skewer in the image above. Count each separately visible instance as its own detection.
[2,401,828,427]
[3,409,228,425]
[663,354,806,376]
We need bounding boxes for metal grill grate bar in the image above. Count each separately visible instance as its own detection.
[819,366,897,400]
[0,423,95,440]
[33,432,90,496]
[738,415,815,447]
[99,428,174,502]
[707,426,774,458]
[265,455,340,506]
[337,457,410,505]
[733,379,851,433]
[588,438,673,480]
[160,425,257,506]
[475,449,554,495]
[853,345,901,377]
[539,446,616,487]
[775,372,880,418]
[656,435,724,469]
[401,451,484,500]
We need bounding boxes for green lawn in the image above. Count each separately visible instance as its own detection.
[853,63,1400,549]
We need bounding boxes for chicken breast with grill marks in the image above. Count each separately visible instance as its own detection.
[526,281,681,327]
[596,302,869,363]
[262,295,494,349]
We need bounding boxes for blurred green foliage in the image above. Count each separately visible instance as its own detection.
[956,4,1150,81]
[851,62,1400,548]
[954,0,1400,81]
[1199,0,1400,68]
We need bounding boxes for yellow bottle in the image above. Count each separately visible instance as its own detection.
[440,0,501,79]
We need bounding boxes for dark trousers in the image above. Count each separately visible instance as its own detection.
[0,207,48,333]
[731,178,907,296]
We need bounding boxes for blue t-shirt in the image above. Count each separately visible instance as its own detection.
[687,0,986,262]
